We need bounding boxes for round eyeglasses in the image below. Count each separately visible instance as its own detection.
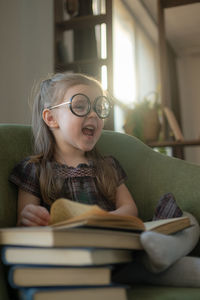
[47,93,111,119]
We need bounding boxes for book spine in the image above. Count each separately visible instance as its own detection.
[19,288,36,300]
[7,265,19,289]
[19,284,128,296]
[1,246,9,265]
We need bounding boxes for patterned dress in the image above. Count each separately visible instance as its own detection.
[9,156,127,212]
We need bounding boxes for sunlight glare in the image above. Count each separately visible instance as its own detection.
[101,65,107,90]
[113,24,136,106]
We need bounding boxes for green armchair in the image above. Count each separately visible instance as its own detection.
[1,124,200,299]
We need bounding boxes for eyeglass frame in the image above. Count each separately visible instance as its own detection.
[46,93,112,119]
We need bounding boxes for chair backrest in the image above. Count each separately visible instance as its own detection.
[97,130,200,223]
[1,124,200,228]
[0,124,32,227]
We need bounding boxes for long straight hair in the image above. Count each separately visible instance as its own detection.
[30,73,118,205]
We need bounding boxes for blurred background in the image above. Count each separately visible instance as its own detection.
[0,0,200,163]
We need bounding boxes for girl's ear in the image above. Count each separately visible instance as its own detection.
[42,109,59,128]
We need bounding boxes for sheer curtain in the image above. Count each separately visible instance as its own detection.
[135,25,158,102]
[113,0,159,132]
[113,0,136,132]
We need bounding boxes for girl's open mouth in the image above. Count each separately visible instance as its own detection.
[82,126,95,136]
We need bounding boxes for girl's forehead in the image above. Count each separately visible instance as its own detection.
[64,84,102,99]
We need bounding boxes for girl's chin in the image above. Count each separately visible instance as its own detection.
[78,135,101,152]
[80,143,96,152]
[82,146,95,152]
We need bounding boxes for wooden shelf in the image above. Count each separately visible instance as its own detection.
[148,139,200,148]
[157,0,200,159]
[55,58,108,72]
[54,0,114,130]
[160,0,200,8]
[56,14,108,31]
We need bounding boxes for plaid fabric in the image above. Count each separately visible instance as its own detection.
[153,192,183,220]
[53,165,96,178]
[9,156,127,212]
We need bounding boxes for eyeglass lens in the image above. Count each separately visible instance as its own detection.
[71,94,90,116]
[71,94,110,118]
[95,96,110,118]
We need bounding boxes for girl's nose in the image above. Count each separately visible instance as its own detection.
[87,107,99,118]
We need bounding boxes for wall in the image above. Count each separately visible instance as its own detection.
[1,1,200,165]
[0,0,54,124]
[176,54,200,164]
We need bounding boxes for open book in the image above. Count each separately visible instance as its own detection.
[49,198,191,235]
[164,107,184,141]
[0,199,191,250]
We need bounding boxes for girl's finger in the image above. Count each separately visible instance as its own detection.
[20,210,49,226]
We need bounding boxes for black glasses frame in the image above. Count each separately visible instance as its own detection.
[47,93,111,119]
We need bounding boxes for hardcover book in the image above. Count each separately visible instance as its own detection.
[8,265,112,288]
[1,246,133,266]
[19,286,127,300]
[0,199,190,250]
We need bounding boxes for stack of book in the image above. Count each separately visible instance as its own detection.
[0,199,191,300]
[1,245,133,300]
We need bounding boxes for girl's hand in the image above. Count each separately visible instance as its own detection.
[18,204,50,227]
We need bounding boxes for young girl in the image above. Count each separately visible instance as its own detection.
[9,72,199,281]
[9,72,138,227]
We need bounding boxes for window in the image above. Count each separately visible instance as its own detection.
[113,0,159,132]
[136,25,158,102]
[113,0,136,106]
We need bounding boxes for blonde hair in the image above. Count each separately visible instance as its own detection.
[30,72,117,205]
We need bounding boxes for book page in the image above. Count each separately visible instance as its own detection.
[49,198,145,231]
[49,198,104,224]
[144,216,190,234]
[164,107,184,141]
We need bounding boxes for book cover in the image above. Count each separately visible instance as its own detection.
[164,107,184,141]
[8,265,112,288]
[0,226,142,249]
[1,246,134,266]
[19,285,127,300]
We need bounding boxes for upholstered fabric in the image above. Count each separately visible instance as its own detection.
[97,130,200,224]
[127,286,200,300]
[0,124,32,228]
